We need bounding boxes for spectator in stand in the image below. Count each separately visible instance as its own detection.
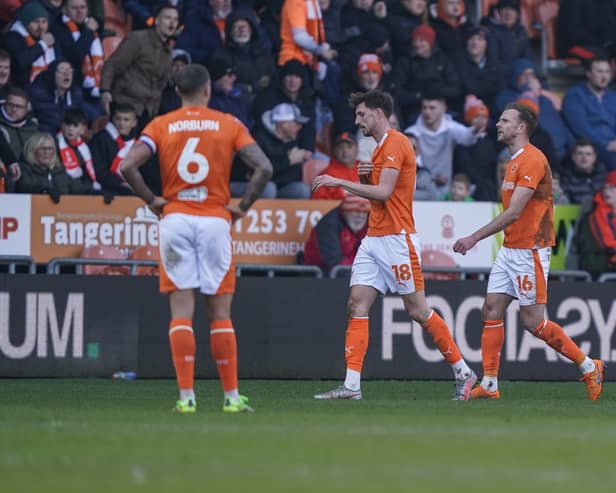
[4,1,60,88]
[100,4,178,127]
[496,58,573,163]
[52,0,104,118]
[0,87,39,160]
[404,94,484,196]
[175,0,227,65]
[158,48,189,115]
[333,53,386,134]
[391,23,460,125]
[0,131,19,192]
[481,0,532,76]
[319,0,349,51]
[0,50,12,103]
[560,139,608,207]
[90,102,138,195]
[562,57,616,171]
[56,107,100,192]
[556,0,616,61]
[453,96,499,201]
[442,172,473,201]
[15,131,90,197]
[453,26,504,114]
[254,59,317,152]
[405,129,438,200]
[123,0,187,30]
[573,171,616,277]
[253,102,312,198]
[213,7,276,100]
[428,0,472,58]
[303,193,370,275]
[208,56,250,127]
[39,0,63,28]
[384,0,428,61]
[278,0,337,69]
[28,59,84,133]
[312,131,359,200]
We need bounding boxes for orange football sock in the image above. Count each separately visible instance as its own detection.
[422,311,462,364]
[210,319,238,392]
[345,317,369,372]
[169,318,196,390]
[533,320,585,364]
[482,320,504,377]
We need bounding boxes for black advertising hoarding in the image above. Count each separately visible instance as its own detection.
[0,275,614,380]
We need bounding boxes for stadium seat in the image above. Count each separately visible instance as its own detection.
[80,245,130,275]
[102,35,123,60]
[103,0,133,37]
[129,246,160,276]
[302,159,329,185]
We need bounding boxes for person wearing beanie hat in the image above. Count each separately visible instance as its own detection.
[412,24,436,49]
[428,0,473,58]
[302,193,369,274]
[463,95,489,125]
[4,1,59,87]
[454,102,606,401]
[356,53,383,91]
[208,57,251,127]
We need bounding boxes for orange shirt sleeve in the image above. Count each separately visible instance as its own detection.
[230,117,256,151]
[285,0,308,30]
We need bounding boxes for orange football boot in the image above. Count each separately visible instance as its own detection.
[580,360,605,401]
[470,385,501,399]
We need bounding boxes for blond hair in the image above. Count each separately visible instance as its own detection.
[23,132,59,169]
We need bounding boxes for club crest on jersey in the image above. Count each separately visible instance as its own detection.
[178,186,208,202]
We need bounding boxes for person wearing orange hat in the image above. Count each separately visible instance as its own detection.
[428,0,472,58]
[391,23,461,123]
[303,193,370,274]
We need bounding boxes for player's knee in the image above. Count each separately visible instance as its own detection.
[482,302,501,321]
[347,295,369,318]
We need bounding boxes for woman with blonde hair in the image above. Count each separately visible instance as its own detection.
[16,132,90,198]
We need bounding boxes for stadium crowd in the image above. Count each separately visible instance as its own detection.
[1,0,616,274]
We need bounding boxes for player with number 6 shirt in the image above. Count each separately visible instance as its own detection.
[453,103,605,400]
[312,90,477,401]
[120,64,273,414]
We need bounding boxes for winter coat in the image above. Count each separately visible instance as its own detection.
[100,28,172,117]
[560,159,608,206]
[175,2,224,65]
[0,108,39,160]
[251,125,302,188]
[16,160,90,195]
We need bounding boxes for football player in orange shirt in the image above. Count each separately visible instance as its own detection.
[312,90,477,400]
[120,64,273,413]
[454,103,605,400]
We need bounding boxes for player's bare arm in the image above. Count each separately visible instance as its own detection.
[453,186,535,255]
[120,142,168,218]
[229,143,273,221]
[312,167,398,201]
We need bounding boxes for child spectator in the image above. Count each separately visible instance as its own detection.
[442,172,473,201]
[56,107,100,192]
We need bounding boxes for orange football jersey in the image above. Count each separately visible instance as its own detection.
[367,129,417,236]
[501,143,555,248]
[140,106,254,219]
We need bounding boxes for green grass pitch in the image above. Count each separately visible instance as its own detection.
[1,379,615,493]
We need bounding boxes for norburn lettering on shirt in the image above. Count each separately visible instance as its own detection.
[168,120,220,133]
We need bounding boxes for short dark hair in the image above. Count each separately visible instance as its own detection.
[0,48,9,61]
[504,102,538,135]
[584,56,610,72]
[574,138,596,150]
[62,107,88,125]
[111,102,138,116]
[175,64,210,97]
[349,90,394,118]
[6,86,29,102]
[452,173,471,187]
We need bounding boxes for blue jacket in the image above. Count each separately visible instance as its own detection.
[562,82,616,150]
[175,2,223,65]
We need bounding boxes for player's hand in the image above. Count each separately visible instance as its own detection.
[225,204,247,224]
[312,174,340,192]
[147,196,168,219]
[453,235,478,255]
[357,161,374,176]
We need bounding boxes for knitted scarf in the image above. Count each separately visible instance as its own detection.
[105,122,135,178]
[589,192,616,263]
[56,132,96,182]
[10,20,56,82]
[61,15,104,97]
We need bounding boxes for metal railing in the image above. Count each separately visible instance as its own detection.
[46,257,158,275]
[235,264,323,278]
[0,255,36,274]
[598,273,616,283]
